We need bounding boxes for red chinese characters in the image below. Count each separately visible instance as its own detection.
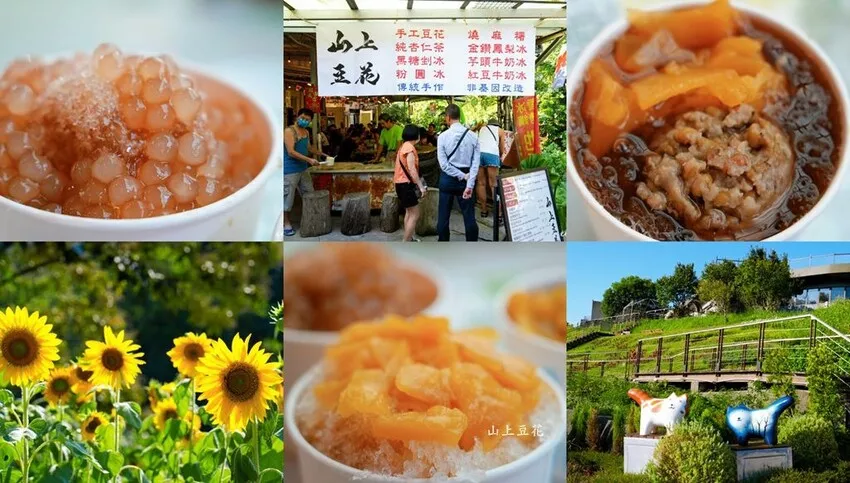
[465,28,531,95]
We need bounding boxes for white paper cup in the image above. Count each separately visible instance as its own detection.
[566,0,850,241]
[273,212,284,241]
[285,364,567,483]
[0,60,282,241]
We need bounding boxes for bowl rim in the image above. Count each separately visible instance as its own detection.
[284,363,567,482]
[0,56,283,233]
[565,0,850,242]
[495,267,566,354]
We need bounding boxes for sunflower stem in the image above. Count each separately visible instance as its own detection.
[21,384,30,483]
[113,389,121,483]
[252,418,261,475]
[219,431,229,483]
[189,378,196,466]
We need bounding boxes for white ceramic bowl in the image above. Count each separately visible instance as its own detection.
[285,364,567,483]
[566,0,850,241]
[497,267,566,388]
[273,212,284,241]
[0,60,282,241]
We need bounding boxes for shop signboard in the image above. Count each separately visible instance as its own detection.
[512,96,540,161]
[317,23,536,96]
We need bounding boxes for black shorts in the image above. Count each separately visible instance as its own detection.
[395,182,419,209]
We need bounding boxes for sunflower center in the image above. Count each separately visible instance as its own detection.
[183,343,204,361]
[86,418,103,433]
[76,367,94,382]
[51,377,71,394]
[223,363,260,402]
[1,329,39,366]
[101,348,124,371]
[164,409,179,420]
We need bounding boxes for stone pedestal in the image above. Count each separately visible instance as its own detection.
[623,436,661,474]
[300,190,331,238]
[380,192,401,233]
[340,192,371,236]
[416,187,439,236]
[732,444,792,481]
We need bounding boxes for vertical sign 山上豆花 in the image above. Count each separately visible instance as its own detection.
[316,24,536,96]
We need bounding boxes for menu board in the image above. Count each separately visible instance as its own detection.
[316,23,536,96]
[498,168,561,242]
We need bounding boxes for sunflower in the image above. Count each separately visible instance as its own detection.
[167,332,213,378]
[44,367,75,406]
[154,399,181,431]
[196,334,283,432]
[81,326,145,389]
[70,363,95,402]
[81,412,109,442]
[0,306,61,387]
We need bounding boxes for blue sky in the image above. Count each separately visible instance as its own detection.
[567,242,850,323]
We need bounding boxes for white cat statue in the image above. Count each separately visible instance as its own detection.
[627,388,688,436]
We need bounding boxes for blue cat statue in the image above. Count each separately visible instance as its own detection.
[726,396,794,446]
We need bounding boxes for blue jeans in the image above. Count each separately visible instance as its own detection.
[437,173,479,242]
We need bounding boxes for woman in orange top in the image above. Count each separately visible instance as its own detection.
[395,124,428,242]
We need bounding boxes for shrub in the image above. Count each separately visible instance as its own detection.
[806,344,842,426]
[567,451,651,483]
[569,403,590,449]
[587,408,601,451]
[778,413,839,471]
[625,405,638,435]
[612,406,626,455]
[646,421,736,483]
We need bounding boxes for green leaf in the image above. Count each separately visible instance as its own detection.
[232,444,259,482]
[29,418,50,437]
[29,381,47,397]
[114,402,141,430]
[36,463,74,483]
[0,440,17,468]
[180,463,203,481]
[210,467,231,482]
[0,389,13,406]
[63,440,104,473]
[174,380,191,416]
[95,450,124,476]
[95,420,117,452]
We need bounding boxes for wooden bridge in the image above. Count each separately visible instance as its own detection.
[567,314,850,390]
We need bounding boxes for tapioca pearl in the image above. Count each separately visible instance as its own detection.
[42,202,62,214]
[120,199,147,218]
[137,160,172,186]
[121,97,147,130]
[0,119,16,142]
[146,103,175,132]
[8,176,39,202]
[79,180,107,205]
[171,88,201,125]
[70,158,93,185]
[166,173,198,203]
[116,71,142,97]
[231,170,254,190]
[171,74,194,90]
[137,57,166,81]
[93,44,124,81]
[26,197,47,209]
[91,153,125,183]
[26,124,45,147]
[83,204,115,219]
[2,58,39,83]
[107,175,142,206]
[143,184,177,210]
[39,172,69,202]
[206,107,224,134]
[62,195,85,216]
[145,133,177,162]
[142,78,171,105]
[178,132,207,166]
[0,167,15,195]
[197,158,225,179]
[6,131,32,159]
[0,145,11,168]
[4,84,35,116]
[196,176,223,206]
[18,152,53,181]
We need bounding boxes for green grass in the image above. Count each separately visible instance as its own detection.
[568,451,650,483]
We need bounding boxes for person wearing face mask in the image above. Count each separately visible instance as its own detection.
[373,113,403,164]
[283,108,326,237]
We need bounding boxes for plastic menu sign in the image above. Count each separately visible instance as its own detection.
[497,168,562,242]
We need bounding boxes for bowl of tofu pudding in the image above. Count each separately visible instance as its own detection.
[567,0,849,241]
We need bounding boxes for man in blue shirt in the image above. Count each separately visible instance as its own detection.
[283,108,326,237]
[436,104,481,241]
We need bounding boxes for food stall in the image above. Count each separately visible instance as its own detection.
[284,0,565,210]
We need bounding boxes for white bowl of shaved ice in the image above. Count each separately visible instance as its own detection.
[285,364,567,483]
[0,45,281,241]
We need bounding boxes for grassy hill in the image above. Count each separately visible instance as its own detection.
[567,301,850,378]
